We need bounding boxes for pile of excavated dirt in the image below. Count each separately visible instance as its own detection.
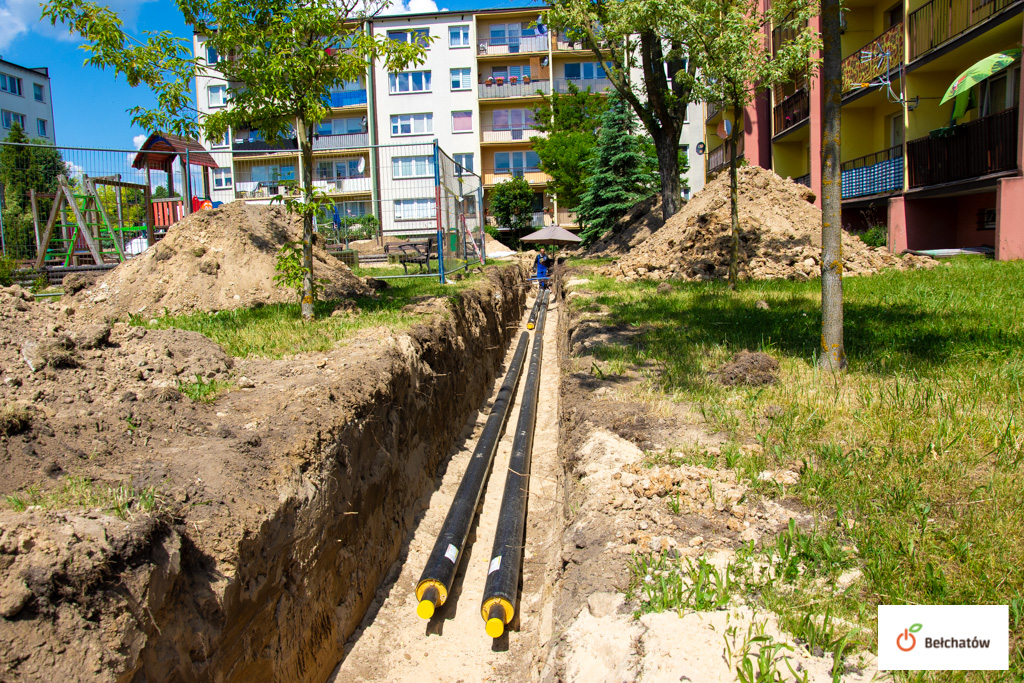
[484,231,514,254]
[69,202,371,320]
[585,193,665,256]
[598,166,935,281]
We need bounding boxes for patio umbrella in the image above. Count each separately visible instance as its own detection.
[940,49,1021,105]
[519,225,582,246]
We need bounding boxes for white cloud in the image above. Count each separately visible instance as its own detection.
[133,134,148,149]
[0,0,158,52]
[379,0,448,16]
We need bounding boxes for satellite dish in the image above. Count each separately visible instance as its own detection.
[356,157,366,174]
[716,119,733,140]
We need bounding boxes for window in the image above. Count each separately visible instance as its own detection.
[388,28,429,47]
[494,150,540,174]
[208,85,227,107]
[36,119,47,137]
[452,111,473,133]
[335,158,363,178]
[389,71,431,94]
[454,153,474,174]
[213,167,232,188]
[250,164,294,183]
[888,113,904,147]
[564,62,606,80]
[449,25,470,47]
[318,116,365,136]
[683,187,691,201]
[212,130,230,148]
[33,84,44,102]
[0,73,22,96]
[491,109,535,131]
[450,68,471,91]
[1,110,26,130]
[886,2,902,28]
[682,144,689,156]
[980,68,1018,117]
[206,46,219,64]
[392,155,435,179]
[394,198,436,220]
[391,113,433,136]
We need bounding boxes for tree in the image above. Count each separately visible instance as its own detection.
[576,96,659,244]
[685,0,818,289]
[0,123,68,259]
[44,0,425,320]
[819,0,845,369]
[547,1,698,222]
[490,177,535,235]
[531,82,608,209]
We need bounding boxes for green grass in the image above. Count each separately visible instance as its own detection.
[3,476,161,521]
[569,256,1024,678]
[132,271,485,359]
[177,374,234,402]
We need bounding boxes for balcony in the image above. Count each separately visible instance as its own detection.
[312,176,372,194]
[554,78,612,94]
[908,107,1018,187]
[773,88,810,136]
[476,34,550,56]
[556,207,578,226]
[909,0,1019,61]
[480,124,546,143]
[312,132,369,151]
[483,167,549,185]
[843,22,904,93]
[478,79,551,99]
[486,211,549,228]
[706,137,745,177]
[841,145,903,198]
[706,100,723,122]
[325,89,368,108]
[793,173,811,187]
[233,181,299,200]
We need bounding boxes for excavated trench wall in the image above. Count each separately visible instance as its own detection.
[133,265,527,682]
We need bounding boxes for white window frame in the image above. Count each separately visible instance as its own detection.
[208,84,227,108]
[452,110,473,134]
[449,25,470,48]
[1,110,26,130]
[206,45,219,65]
[0,73,22,96]
[213,167,233,189]
[450,68,471,91]
[387,28,429,47]
[36,118,47,137]
[32,83,44,103]
[394,197,437,221]
[390,113,433,137]
[212,129,231,148]
[392,155,435,180]
[453,153,474,174]
[389,71,432,95]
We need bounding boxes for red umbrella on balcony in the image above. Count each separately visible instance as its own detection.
[941,49,1021,105]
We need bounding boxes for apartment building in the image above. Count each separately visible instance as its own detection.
[193,6,706,235]
[704,0,1024,260]
[0,59,56,142]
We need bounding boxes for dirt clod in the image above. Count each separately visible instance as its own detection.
[713,350,779,386]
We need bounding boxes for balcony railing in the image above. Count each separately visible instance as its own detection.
[773,88,810,135]
[325,89,368,108]
[706,137,745,176]
[234,181,299,200]
[909,0,1018,61]
[483,167,549,185]
[843,22,904,93]
[480,124,546,143]
[772,10,808,57]
[793,173,811,187]
[908,107,1018,187]
[312,176,372,194]
[478,79,550,99]
[312,132,369,151]
[476,35,550,55]
[554,78,612,94]
[706,100,723,122]
[841,145,903,198]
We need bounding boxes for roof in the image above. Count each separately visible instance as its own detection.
[131,133,219,170]
[0,58,50,78]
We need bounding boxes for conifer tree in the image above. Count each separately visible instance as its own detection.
[575,96,658,244]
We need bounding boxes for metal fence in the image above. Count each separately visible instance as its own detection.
[1,139,485,284]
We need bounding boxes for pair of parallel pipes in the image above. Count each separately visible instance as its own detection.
[415,289,549,639]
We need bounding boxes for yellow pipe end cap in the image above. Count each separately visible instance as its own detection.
[486,617,505,639]
[527,323,535,330]
[417,599,435,620]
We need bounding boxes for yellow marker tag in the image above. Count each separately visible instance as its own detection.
[417,599,435,620]
[486,617,505,639]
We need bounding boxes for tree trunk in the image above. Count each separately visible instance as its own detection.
[728,133,740,290]
[654,134,681,221]
[297,118,315,321]
[820,0,846,369]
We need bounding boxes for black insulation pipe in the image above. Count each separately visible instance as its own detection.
[415,330,532,619]
[526,294,542,330]
[481,289,548,638]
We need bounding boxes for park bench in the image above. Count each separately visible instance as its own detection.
[385,237,438,274]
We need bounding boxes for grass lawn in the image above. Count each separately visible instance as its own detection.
[134,268,488,359]
[570,256,1024,681]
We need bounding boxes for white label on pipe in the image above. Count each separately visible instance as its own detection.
[488,556,502,574]
[444,544,458,563]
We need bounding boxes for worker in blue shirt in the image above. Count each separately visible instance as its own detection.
[534,247,553,289]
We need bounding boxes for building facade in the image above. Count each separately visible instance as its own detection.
[192,6,706,234]
[704,0,1024,260]
[0,59,56,142]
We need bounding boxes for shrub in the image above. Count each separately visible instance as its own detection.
[860,225,887,248]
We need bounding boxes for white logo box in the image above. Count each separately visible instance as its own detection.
[878,605,1008,671]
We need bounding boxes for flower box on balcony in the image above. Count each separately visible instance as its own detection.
[495,77,504,85]
[510,76,518,84]
[485,77,493,86]
[523,75,531,84]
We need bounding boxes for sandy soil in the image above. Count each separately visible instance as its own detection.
[331,290,560,682]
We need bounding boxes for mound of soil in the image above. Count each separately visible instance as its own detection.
[713,350,779,386]
[585,194,665,256]
[599,166,935,281]
[69,202,371,320]
[484,232,514,254]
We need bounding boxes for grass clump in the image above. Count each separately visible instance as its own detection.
[177,374,233,403]
[628,552,736,614]
[0,403,31,436]
[3,476,161,521]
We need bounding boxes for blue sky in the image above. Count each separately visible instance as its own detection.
[0,0,541,151]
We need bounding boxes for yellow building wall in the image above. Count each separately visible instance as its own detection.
[772,140,809,179]
[906,70,958,140]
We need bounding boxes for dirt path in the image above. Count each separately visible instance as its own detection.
[330,293,561,682]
